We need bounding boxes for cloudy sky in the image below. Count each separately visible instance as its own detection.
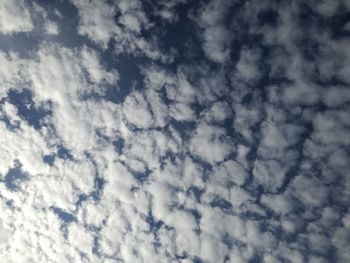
[0,0,350,262]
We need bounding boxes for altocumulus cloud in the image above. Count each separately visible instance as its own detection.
[0,0,350,262]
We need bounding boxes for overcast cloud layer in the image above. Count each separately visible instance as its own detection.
[0,0,350,262]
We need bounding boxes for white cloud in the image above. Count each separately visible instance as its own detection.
[145,89,169,128]
[261,193,293,216]
[204,101,232,123]
[120,13,142,34]
[72,0,119,48]
[196,0,234,63]
[190,123,234,164]
[24,43,120,156]
[71,0,170,62]
[0,119,51,177]
[44,21,59,35]
[122,91,154,129]
[68,222,95,260]
[221,160,248,186]
[0,219,8,250]
[0,51,28,98]
[0,0,349,262]
[0,0,33,34]
[235,48,261,82]
[253,159,287,192]
[169,102,195,121]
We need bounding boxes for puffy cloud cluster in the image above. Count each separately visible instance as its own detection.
[0,0,33,34]
[195,0,234,63]
[0,0,349,263]
[0,0,61,37]
[71,0,170,62]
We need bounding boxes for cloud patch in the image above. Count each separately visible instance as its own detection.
[0,0,349,262]
[0,0,33,34]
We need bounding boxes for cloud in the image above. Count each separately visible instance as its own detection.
[190,123,234,165]
[122,91,154,129]
[0,51,28,98]
[0,0,350,262]
[0,219,8,249]
[44,21,59,35]
[0,0,34,34]
[235,48,261,82]
[71,0,170,62]
[170,102,195,121]
[203,101,232,123]
[195,0,234,63]
[71,0,118,48]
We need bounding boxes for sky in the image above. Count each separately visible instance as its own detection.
[0,0,350,262]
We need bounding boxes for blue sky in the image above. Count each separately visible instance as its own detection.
[0,0,350,262]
